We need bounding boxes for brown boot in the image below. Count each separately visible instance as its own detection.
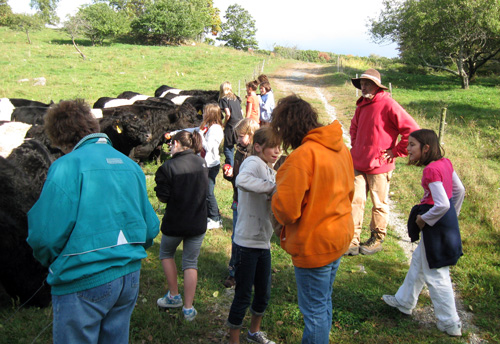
[344,244,359,256]
[359,233,384,255]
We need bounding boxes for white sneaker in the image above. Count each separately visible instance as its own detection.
[207,218,221,230]
[382,295,412,315]
[437,322,462,337]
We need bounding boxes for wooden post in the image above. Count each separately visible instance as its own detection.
[262,59,265,73]
[238,80,241,98]
[389,82,392,97]
[356,73,358,98]
[337,56,340,73]
[439,107,447,144]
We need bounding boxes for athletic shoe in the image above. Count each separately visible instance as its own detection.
[207,218,222,230]
[382,295,412,315]
[247,331,275,344]
[183,306,197,321]
[157,291,183,308]
[437,322,462,337]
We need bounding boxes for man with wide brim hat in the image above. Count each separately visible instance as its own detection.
[351,68,389,90]
[346,69,419,256]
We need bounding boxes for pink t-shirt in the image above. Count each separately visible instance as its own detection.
[420,158,454,205]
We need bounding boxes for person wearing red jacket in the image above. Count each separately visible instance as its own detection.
[348,69,419,256]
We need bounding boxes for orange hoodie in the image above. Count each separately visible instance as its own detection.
[271,121,354,268]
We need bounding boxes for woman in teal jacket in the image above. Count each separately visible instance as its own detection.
[27,99,159,344]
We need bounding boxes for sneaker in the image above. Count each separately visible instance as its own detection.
[359,234,384,255]
[183,306,197,321]
[382,295,412,315]
[344,244,359,256]
[223,275,236,288]
[437,322,462,337]
[247,331,275,344]
[157,291,183,308]
[207,218,222,230]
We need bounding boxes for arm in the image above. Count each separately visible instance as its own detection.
[246,101,253,118]
[451,171,465,216]
[27,180,77,267]
[272,162,310,226]
[236,159,275,195]
[419,181,450,227]
[223,108,231,126]
[391,103,420,158]
[154,164,171,203]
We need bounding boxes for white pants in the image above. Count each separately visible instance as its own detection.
[395,236,461,328]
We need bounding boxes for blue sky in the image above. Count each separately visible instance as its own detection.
[8,0,399,58]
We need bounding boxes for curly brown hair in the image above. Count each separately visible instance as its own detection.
[270,95,321,152]
[44,99,100,150]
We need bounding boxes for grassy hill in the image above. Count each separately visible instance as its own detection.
[1,27,499,343]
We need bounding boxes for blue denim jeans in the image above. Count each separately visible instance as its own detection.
[228,207,238,277]
[227,244,271,328]
[207,164,220,221]
[294,258,341,344]
[224,144,235,167]
[52,270,140,344]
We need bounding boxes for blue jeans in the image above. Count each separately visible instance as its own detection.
[52,270,140,344]
[227,244,271,328]
[224,145,235,167]
[294,258,341,344]
[207,164,220,221]
[228,207,238,277]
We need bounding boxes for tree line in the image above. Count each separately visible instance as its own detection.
[0,0,258,50]
[1,0,499,89]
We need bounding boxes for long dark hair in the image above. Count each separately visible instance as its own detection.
[270,95,321,152]
[171,130,203,154]
[409,129,444,166]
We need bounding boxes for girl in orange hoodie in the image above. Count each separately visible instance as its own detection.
[271,95,354,344]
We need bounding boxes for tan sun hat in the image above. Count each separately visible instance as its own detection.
[351,69,388,90]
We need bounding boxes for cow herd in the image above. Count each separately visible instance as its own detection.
[0,85,220,307]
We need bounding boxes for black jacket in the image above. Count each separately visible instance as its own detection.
[155,149,208,237]
[408,202,463,269]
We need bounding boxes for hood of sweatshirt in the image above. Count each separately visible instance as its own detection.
[301,120,344,152]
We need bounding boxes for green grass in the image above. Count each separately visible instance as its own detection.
[1,27,499,343]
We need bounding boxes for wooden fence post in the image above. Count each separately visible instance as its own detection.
[355,74,358,98]
[439,107,447,144]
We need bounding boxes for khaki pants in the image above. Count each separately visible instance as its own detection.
[351,170,392,245]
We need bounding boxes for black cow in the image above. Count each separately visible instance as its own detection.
[0,140,54,307]
[99,102,201,161]
[11,106,48,125]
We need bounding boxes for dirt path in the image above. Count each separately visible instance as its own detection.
[269,62,486,344]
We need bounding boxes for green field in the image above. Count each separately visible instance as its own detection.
[1,27,499,343]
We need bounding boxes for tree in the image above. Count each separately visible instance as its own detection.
[217,4,257,50]
[78,3,130,45]
[8,13,44,44]
[369,0,500,89]
[30,0,59,25]
[0,0,13,26]
[130,0,212,45]
[108,0,152,19]
[63,13,87,60]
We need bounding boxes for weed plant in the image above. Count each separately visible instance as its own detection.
[1,28,499,343]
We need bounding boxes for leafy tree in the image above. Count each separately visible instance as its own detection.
[77,3,130,45]
[217,4,257,50]
[0,0,12,26]
[30,0,59,25]
[8,13,44,44]
[108,0,152,19]
[370,0,500,89]
[206,0,221,36]
[130,0,211,45]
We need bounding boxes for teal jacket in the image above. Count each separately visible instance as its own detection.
[27,134,159,295]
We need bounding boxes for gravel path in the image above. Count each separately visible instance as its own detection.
[271,62,487,344]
